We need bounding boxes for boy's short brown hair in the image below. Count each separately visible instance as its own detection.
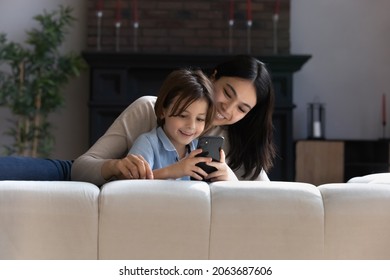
[154,69,215,132]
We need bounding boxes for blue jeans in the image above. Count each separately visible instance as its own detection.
[0,156,72,181]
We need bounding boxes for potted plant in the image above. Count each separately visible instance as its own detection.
[0,5,86,157]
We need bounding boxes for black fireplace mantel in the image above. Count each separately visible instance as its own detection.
[83,51,311,181]
[83,51,310,72]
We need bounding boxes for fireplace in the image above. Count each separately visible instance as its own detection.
[83,52,311,181]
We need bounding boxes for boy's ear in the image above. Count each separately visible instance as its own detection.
[159,109,167,125]
[160,109,166,119]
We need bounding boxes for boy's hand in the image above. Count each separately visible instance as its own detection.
[153,149,212,180]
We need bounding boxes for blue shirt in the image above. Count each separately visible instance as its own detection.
[128,126,198,180]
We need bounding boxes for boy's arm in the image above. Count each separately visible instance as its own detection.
[152,165,179,180]
[153,152,210,180]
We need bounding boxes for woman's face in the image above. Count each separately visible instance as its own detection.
[212,76,257,126]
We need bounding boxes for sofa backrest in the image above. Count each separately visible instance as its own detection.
[318,182,390,259]
[98,180,211,260]
[0,181,99,260]
[2,179,390,260]
[208,181,324,259]
[347,172,390,184]
[97,180,325,260]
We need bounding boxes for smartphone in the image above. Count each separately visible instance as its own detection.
[191,136,225,181]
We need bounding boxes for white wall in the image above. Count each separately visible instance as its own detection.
[291,0,390,140]
[0,0,89,159]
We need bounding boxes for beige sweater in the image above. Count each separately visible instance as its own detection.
[71,96,269,185]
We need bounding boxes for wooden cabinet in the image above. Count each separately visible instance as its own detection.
[295,140,390,185]
[295,141,344,185]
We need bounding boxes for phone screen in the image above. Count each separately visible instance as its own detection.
[196,136,224,162]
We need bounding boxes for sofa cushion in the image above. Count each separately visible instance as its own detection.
[208,181,324,260]
[347,172,390,184]
[0,181,99,260]
[318,182,390,259]
[98,180,211,260]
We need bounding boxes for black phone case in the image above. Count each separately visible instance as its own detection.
[191,136,224,181]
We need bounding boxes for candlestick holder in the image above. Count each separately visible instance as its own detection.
[381,93,387,139]
[382,122,387,139]
[272,14,279,55]
[96,11,103,51]
[307,102,326,140]
[133,22,139,52]
[228,20,234,54]
[246,20,252,54]
[115,22,121,52]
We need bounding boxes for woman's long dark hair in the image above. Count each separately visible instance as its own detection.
[212,55,276,179]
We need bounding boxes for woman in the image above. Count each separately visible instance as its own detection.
[71,55,276,185]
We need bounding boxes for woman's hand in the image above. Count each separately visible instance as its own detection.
[102,154,154,180]
[153,149,212,180]
[205,149,238,181]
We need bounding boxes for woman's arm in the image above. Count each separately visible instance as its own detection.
[71,96,158,185]
[204,149,239,181]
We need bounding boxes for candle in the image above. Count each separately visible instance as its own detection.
[229,0,234,21]
[272,0,280,54]
[274,0,280,15]
[96,0,104,11]
[133,0,138,23]
[228,0,234,54]
[383,93,387,126]
[115,0,122,22]
[313,121,322,138]
[96,0,104,51]
[246,0,252,21]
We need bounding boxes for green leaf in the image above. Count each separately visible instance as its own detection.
[0,5,86,157]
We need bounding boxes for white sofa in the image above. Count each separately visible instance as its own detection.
[1,177,390,260]
[347,172,390,184]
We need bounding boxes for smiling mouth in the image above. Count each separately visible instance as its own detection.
[179,130,194,137]
[216,111,226,120]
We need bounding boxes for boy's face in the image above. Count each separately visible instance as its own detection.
[162,98,208,148]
